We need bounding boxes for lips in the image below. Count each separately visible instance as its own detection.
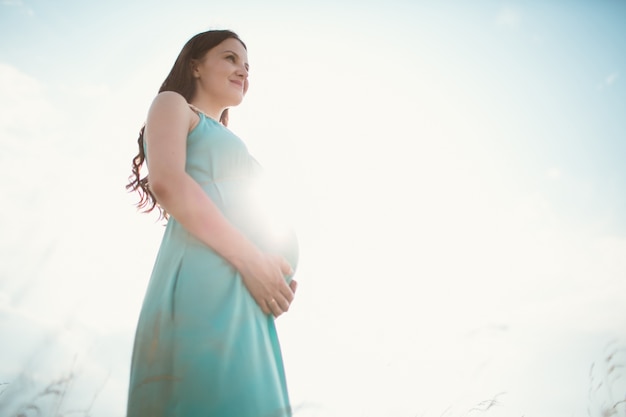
[230,80,244,88]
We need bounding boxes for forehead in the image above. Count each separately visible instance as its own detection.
[213,38,248,59]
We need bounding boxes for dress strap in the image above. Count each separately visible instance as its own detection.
[188,103,205,117]
[188,104,221,124]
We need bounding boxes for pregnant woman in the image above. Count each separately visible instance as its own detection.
[125,30,299,417]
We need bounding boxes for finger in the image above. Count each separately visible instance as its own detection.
[274,295,290,313]
[279,282,295,304]
[275,300,289,317]
[258,297,271,315]
[266,298,284,317]
[260,304,271,315]
[289,280,298,294]
[278,257,294,277]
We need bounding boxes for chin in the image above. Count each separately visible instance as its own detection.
[229,95,245,107]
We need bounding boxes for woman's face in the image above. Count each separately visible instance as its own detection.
[192,37,249,108]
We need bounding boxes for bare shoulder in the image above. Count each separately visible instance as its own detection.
[149,91,189,115]
[147,91,197,130]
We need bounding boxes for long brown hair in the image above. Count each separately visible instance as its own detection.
[126,30,247,219]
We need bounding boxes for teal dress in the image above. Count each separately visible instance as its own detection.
[127,111,299,417]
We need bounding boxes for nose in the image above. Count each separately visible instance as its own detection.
[237,65,248,79]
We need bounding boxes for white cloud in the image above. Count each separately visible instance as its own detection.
[496,7,522,30]
[597,72,619,90]
[0,0,33,15]
[605,72,619,86]
[547,166,562,180]
[75,83,113,99]
[0,63,61,135]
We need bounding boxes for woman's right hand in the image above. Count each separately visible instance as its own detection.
[237,252,296,317]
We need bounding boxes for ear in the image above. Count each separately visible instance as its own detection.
[190,59,200,79]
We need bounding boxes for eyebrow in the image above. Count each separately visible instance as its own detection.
[223,50,249,71]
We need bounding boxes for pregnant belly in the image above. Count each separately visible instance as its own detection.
[237,212,299,283]
[205,179,299,282]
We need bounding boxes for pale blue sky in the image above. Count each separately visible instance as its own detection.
[2,0,624,234]
[1,1,625,416]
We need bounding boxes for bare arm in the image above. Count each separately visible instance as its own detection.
[145,91,295,316]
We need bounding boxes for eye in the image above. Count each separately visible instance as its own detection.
[226,54,236,62]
